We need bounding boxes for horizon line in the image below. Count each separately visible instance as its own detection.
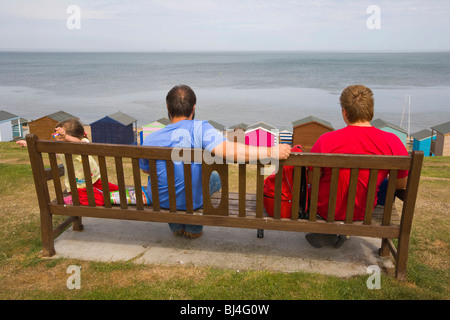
[1,49,450,54]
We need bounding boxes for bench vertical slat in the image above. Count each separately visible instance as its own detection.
[183,163,194,214]
[396,151,424,280]
[149,159,160,211]
[202,164,214,215]
[273,164,284,219]
[81,155,96,207]
[64,154,80,206]
[291,167,302,220]
[115,157,128,209]
[380,170,399,257]
[345,168,359,224]
[48,153,64,205]
[363,169,379,225]
[327,168,340,222]
[239,164,246,217]
[255,163,264,219]
[202,163,229,216]
[218,164,229,216]
[308,167,321,221]
[166,160,177,212]
[132,158,144,210]
[382,170,398,226]
[98,156,111,208]
[26,135,55,256]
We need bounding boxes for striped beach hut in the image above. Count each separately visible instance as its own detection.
[279,128,293,145]
[245,121,278,147]
[140,118,170,144]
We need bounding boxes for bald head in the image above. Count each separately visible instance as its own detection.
[166,85,197,120]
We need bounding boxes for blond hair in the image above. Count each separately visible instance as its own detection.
[340,85,374,123]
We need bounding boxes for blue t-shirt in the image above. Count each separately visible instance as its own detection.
[139,120,225,210]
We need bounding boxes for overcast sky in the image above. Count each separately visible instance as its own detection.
[1,0,449,52]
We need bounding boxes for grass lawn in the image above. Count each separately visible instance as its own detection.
[0,142,448,300]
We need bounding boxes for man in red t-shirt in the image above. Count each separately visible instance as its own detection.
[306,85,409,248]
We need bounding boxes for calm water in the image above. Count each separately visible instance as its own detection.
[1,51,449,133]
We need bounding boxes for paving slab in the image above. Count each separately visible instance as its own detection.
[53,218,395,277]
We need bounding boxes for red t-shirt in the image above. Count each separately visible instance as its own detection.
[310,125,409,221]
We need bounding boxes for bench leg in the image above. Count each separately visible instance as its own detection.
[40,209,56,257]
[257,229,264,238]
[73,216,84,231]
[395,235,410,281]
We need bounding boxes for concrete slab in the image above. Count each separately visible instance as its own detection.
[54,218,395,277]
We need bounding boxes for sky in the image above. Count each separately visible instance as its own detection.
[0,0,449,52]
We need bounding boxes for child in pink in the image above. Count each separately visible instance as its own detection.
[54,119,119,206]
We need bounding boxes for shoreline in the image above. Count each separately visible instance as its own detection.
[2,84,449,134]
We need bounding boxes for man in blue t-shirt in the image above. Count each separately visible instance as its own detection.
[140,85,291,239]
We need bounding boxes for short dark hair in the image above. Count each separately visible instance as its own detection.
[340,85,374,123]
[166,85,196,118]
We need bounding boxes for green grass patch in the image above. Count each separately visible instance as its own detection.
[0,142,449,300]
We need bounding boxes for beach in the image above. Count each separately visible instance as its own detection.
[1,51,449,133]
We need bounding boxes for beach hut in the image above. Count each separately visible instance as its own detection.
[28,110,78,140]
[140,117,170,144]
[12,117,28,139]
[371,118,408,146]
[208,120,225,137]
[292,116,334,152]
[226,123,248,143]
[430,120,450,156]
[0,110,21,142]
[412,129,435,156]
[245,121,278,147]
[90,111,138,145]
[279,128,293,145]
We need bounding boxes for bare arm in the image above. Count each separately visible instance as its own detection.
[211,141,291,162]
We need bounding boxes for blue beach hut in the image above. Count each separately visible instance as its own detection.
[412,129,435,157]
[371,118,408,146]
[90,111,138,145]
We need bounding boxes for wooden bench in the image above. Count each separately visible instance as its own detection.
[26,134,423,280]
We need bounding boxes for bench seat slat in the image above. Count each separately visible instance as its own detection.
[48,204,401,239]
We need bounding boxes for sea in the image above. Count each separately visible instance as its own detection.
[1,51,449,134]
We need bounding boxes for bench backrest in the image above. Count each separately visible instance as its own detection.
[26,134,423,231]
